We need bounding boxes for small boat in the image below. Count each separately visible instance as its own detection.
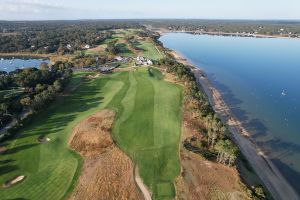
[0,58,4,61]
[281,90,287,96]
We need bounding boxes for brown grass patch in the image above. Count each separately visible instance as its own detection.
[87,44,107,53]
[159,68,185,87]
[175,100,250,200]
[69,110,142,200]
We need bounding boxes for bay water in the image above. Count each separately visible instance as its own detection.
[160,33,300,192]
[0,57,50,72]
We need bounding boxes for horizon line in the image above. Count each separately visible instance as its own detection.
[1,18,300,22]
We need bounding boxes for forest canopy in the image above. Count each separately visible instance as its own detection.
[0,20,141,53]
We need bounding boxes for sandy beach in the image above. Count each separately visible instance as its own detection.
[170,50,300,200]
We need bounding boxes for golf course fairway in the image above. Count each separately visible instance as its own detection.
[0,68,182,200]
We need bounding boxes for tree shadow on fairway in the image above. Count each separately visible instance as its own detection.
[0,159,15,165]
[131,40,145,51]
[3,144,38,155]
[6,79,105,141]
[116,43,133,55]
[0,164,19,175]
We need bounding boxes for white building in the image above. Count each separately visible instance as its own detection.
[147,60,153,65]
[115,56,123,61]
[67,44,72,50]
[135,56,153,66]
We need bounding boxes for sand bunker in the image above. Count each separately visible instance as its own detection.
[37,135,51,143]
[3,175,26,188]
[0,146,7,154]
[85,74,100,80]
[69,110,142,200]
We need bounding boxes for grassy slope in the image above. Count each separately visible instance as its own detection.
[0,68,182,200]
[0,73,124,200]
[85,29,164,60]
[1,27,179,200]
[135,40,164,60]
[107,68,182,199]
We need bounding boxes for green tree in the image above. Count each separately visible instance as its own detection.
[53,80,62,92]
[35,84,45,93]
[39,62,49,70]
[20,97,32,107]
[0,103,9,115]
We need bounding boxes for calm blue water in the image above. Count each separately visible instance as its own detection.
[160,33,300,191]
[0,58,50,72]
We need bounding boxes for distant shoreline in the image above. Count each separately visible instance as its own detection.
[167,48,299,200]
[0,53,50,59]
[157,29,300,40]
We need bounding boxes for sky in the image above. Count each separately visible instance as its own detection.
[0,0,300,21]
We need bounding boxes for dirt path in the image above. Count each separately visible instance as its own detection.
[135,166,152,200]
[193,69,299,200]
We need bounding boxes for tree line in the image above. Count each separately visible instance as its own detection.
[157,54,268,199]
[0,61,73,141]
[0,20,142,54]
[158,58,239,166]
[143,19,300,37]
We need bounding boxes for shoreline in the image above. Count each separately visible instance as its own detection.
[169,49,299,200]
[157,30,300,40]
[0,53,51,59]
[0,53,71,63]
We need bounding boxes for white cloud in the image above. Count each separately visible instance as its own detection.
[0,0,65,13]
[0,0,299,20]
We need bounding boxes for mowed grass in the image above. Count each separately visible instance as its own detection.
[86,29,165,61]
[116,43,135,57]
[0,68,182,200]
[107,68,182,199]
[135,40,164,60]
[0,73,124,200]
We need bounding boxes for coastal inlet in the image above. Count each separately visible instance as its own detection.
[0,57,50,72]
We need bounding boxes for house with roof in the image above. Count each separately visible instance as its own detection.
[66,44,72,50]
[135,56,153,66]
